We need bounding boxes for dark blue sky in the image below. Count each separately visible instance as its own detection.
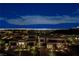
[0,3,78,17]
[0,3,79,29]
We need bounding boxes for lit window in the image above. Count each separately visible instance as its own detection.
[47,44,52,48]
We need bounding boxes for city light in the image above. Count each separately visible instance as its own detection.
[0,30,79,56]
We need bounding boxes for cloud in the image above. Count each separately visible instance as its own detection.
[5,15,79,25]
[0,9,79,26]
[72,9,79,14]
[0,17,4,20]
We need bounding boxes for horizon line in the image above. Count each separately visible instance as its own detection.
[0,28,68,30]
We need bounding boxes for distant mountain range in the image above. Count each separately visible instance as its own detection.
[51,28,79,35]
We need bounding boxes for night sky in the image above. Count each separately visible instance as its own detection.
[0,3,79,29]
